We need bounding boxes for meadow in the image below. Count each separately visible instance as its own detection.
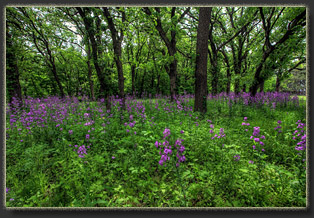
[5,91,306,207]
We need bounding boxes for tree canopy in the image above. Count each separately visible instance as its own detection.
[6,6,306,103]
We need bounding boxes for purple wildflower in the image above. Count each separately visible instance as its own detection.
[233,155,240,161]
[163,128,171,139]
[77,145,87,158]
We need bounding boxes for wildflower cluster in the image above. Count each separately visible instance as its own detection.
[155,128,186,167]
[209,124,215,139]
[6,187,14,201]
[77,145,88,158]
[293,120,306,151]
[155,128,172,166]
[209,124,225,140]
[125,120,136,133]
[274,120,282,133]
[71,144,89,158]
[174,138,186,167]
[242,117,250,132]
[233,155,240,161]
[250,126,266,151]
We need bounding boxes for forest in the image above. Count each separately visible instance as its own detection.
[5,6,307,207]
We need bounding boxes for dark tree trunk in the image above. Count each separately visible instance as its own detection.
[221,49,231,94]
[6,31,22,103]
[169,56,177,101]
[194,7,212,113]
[30,76,40,97]
[242,84,246,92]
[234,78,240,95]
[157,74,161,95]
[249,60,267,96]
[143,7,190,101]
[275,76,281,92]
[131,65,135,95]
[50,56,65,98]
[114,45,125,108]
[208,24,218,95]
[151,72,154,91]
[86,45,95,101]
[226,68,231,94]
[259,80,264,93]
[140,72,145,98]
[77,8,110,108]
[103,7,125,109]
[210,61,219,95]
[250,8,305,96]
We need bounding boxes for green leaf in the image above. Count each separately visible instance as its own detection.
[239,168,249,173]
[117,148,127,154]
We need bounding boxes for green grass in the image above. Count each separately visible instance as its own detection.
[5,97,306,207]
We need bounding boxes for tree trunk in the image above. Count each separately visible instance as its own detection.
[194,7,212,113]
[249,54,269,96]
[77,8,110,107]
[140,72,145,98]
[210,61,219,95]
[114,45,125,108]
[130,65,135,95]
[242,84,246,92]
[157,74,161,95]
[103,7,125,109]
[143,7,190,101]
[275,76,281,92]
[221,49,231,94]
[6,31,22,103]
[87,56,95,101]
[259,80,264,93]
[169,57,177,101]
[226,67,231,94]
[151,72,154,91]
[234,77,240,94]
[250,8,305,96]
[50,56,65,98]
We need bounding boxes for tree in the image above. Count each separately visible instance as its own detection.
[207,7,258,94]
[76,7,111,107]
[194,7,212,113]
[102,7,126,109]
[249,7,306,96]
[6,8,23,103]
[143,7,190,101]
[18,7,67,98]
[5,7,307,101]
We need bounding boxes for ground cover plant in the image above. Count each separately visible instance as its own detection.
[5,92,306,207]
[5,6,307,208]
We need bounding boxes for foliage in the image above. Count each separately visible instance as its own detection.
[6,93,306,207]
[5,7,306,101]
